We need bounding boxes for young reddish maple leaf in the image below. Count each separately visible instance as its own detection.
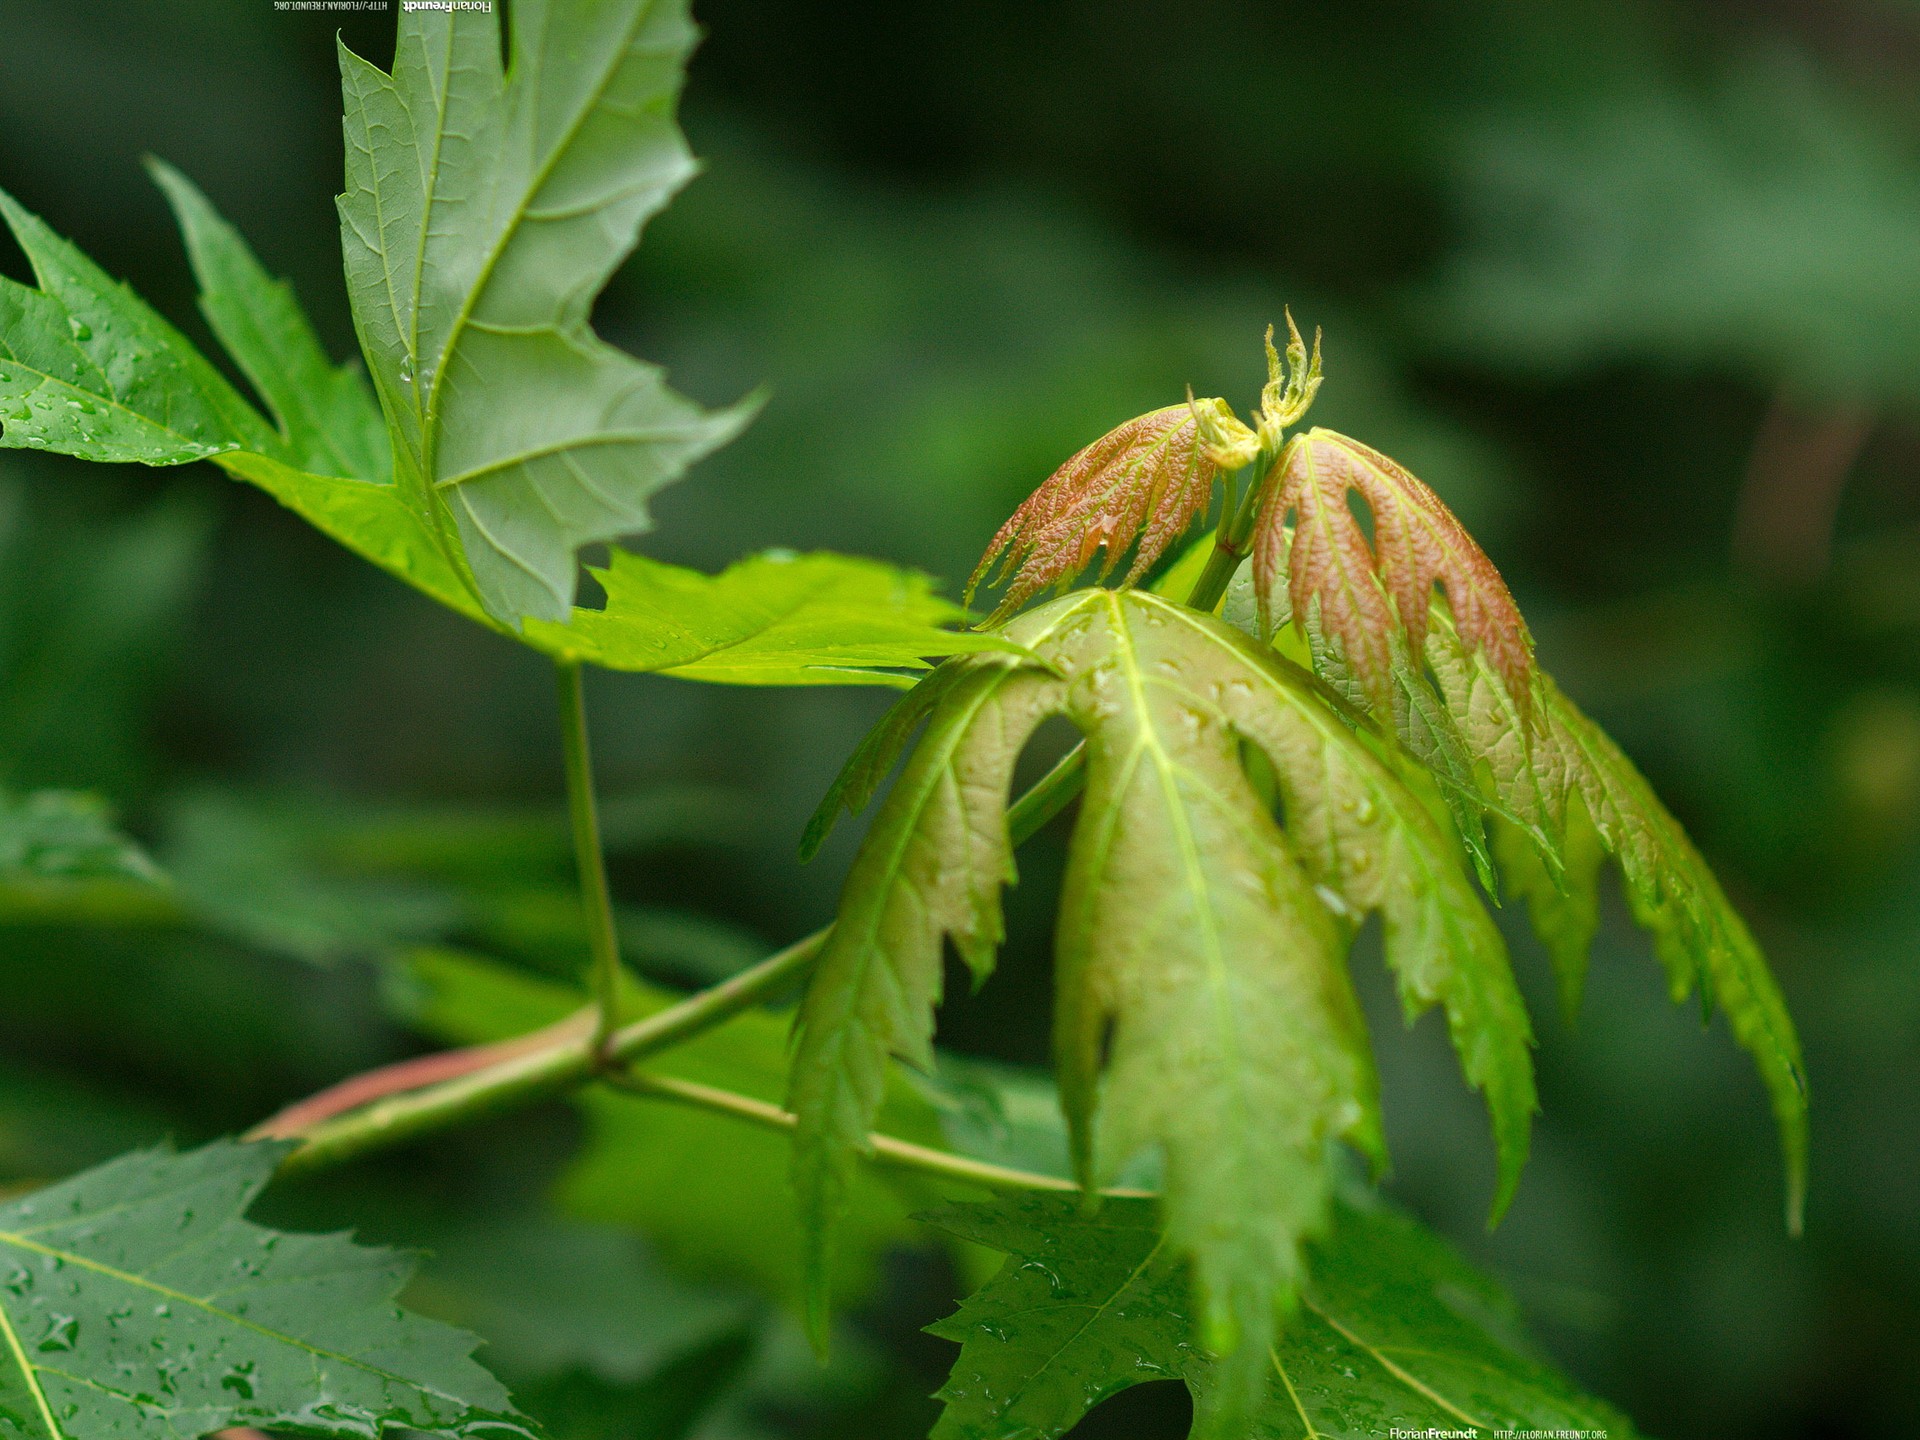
[967,404,1225,621]
[1255,427,1534,714]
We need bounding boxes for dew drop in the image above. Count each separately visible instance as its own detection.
[36,1315,78,1353]
[67,318,92,342]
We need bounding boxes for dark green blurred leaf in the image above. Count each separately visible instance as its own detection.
[1431,53,1920,402]
[0,476,208,794]
[0,790,154,884]
[407,1214,748,1388]
[163,792,462,966]
[508,1331,754,1440]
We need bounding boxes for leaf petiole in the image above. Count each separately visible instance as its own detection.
[555,659,624,1056]
[269,929,826,1176]
[608,1070,1155,1198]
[1186,442,1280,613]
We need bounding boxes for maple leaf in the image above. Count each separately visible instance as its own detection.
[0,1141,529,1439]
[789,588,1532,1416]
[922,1191,1642,1440]
[967,400,1248,621]
[1255,427,1535,715]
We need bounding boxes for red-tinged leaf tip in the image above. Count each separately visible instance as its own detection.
[1256,427,1534,715]
[968,404,1224,621]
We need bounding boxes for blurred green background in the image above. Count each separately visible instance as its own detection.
[1,0,1917,1436]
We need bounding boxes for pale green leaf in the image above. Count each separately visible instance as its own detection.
[922,1191,1641,1440]
[524,549,1021,685]
[147,159,389,482]
[1142,603,1534,1220]
[1251,436,1805,1225]
[337,1,752,626]
[787,656,1064,1338]
[0,191,272,466]
[793,588,1531,1415]
[0,1140,531,1439]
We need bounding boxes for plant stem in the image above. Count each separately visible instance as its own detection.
[1005,744,1086,838]
[1185,444,1280,613]
[608,1071,1154,1198]
[271,929,823,1178]
[555,659,623,1054]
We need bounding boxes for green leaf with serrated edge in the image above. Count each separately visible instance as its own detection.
[0,1140,532,1439]
[526,549,1022,685]
[788,654,1066,1342]
[0,185,483,624]
[1255,448,1803,1227]
[337,2,753,628]
[1037,592,1382,1422]
[920,1191,1641,1440]
[1143,601,1534,1222]
[792,588,1531,1421]
[1420,610,1809,1228]
[147,160,389,482]
[394,947,940,1315]
[0,791,159,885]
[0,185,969,679]
[799,660,982,861]
[0,191,273,466]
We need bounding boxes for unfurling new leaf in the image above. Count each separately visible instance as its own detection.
[1418,609,1809,1224]
[790,588,1534,1411]
[0,1141,529,1439]
[967,404,1228,621]
[1254,426,1535,714]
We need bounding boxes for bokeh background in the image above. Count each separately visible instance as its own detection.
[1,1,1917,1436]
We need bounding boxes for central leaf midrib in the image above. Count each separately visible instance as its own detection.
[1099,592,1255,1183]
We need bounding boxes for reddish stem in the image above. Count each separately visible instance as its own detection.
[248,1010,591,1141]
